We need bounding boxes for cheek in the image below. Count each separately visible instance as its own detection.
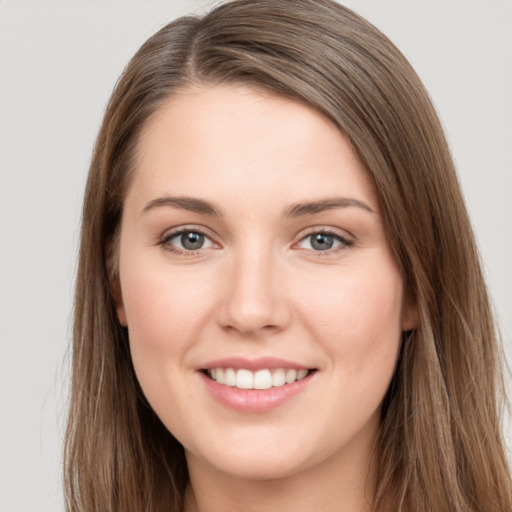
[119,263,218,420]
[297,261,404,371]
[120,262,215,367]
[315,267,404,431]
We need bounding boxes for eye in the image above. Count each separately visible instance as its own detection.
[161,229,216,252]
[296,231,353,252]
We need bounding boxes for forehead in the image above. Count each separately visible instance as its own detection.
[127,84,378,213]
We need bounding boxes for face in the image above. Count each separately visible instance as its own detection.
[116,84,416,483]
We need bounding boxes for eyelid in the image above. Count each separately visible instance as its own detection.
[160,224,210,241]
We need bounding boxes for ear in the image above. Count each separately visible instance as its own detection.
[401,291,419,332]
[112,277,128,327]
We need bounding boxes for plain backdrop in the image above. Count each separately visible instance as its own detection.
[1,1,511,510]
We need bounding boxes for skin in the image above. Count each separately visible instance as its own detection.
[115,84,417,512]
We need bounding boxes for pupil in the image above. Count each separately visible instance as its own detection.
[181,232,204,250]
[311,233,333,251]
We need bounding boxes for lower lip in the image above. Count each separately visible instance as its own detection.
[200,371,315,413]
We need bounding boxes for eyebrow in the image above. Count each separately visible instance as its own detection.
[141,195,375,218]
[283,197,375,217]
[142,196,223,217]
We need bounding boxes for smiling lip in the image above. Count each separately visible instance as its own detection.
[200,356,310,372]
[199,357,316,413]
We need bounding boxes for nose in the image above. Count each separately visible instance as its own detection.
[217,248,291,336]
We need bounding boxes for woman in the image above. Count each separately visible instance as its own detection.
[64,0,512,510]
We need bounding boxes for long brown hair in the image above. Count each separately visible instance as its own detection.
[64,1,512,510]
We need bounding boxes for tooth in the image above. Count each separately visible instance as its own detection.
[254,369,272,389]
[285,369,297,384]
[236,369,253,389]
[297,369,308,380]
[211,367,309,388]
[272,368,286,387]
[224,368,236,386]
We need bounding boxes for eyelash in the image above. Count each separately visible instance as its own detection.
[158,227,355,256]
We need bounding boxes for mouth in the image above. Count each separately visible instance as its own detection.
[198,357,318,412]
[203,367,315,390]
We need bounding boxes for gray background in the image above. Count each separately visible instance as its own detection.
[1,1,511,510]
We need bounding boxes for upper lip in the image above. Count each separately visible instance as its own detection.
[199,357,314,372]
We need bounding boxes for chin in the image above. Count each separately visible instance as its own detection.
[197,450,310,482]
[184,429,337,484]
